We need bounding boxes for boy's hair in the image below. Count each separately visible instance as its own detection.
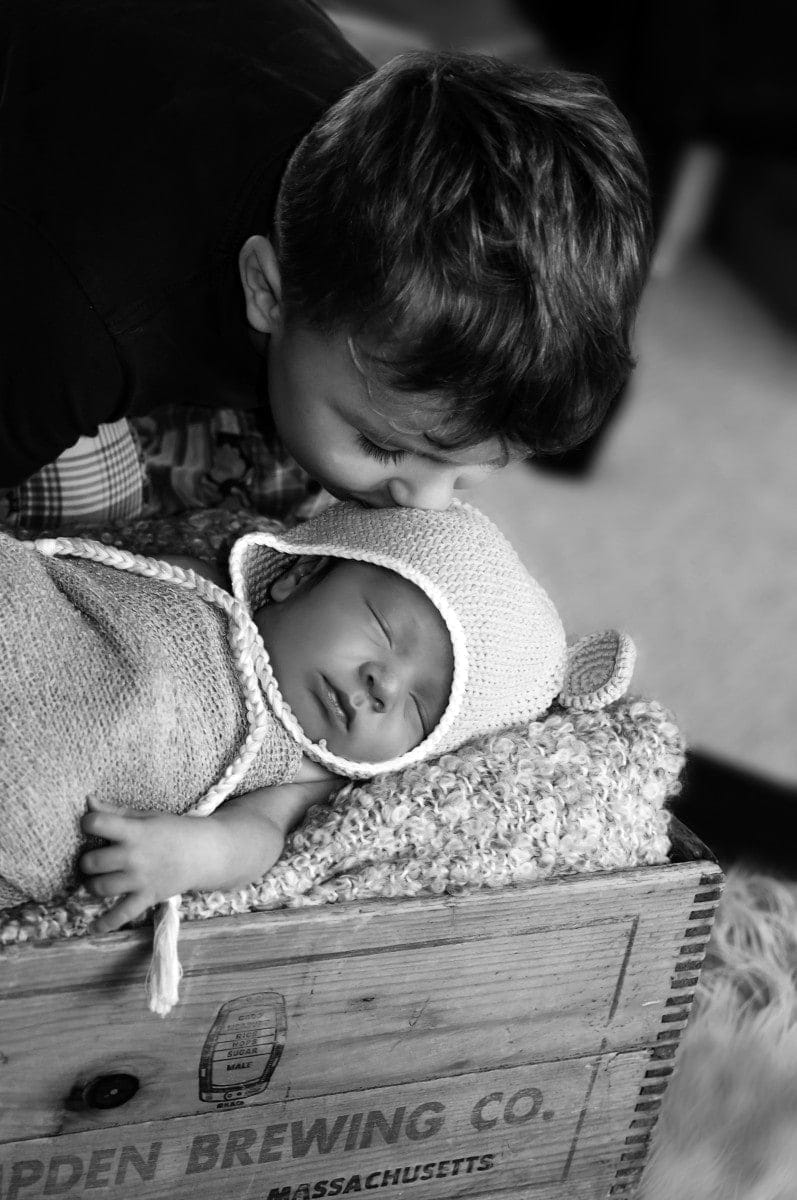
[275,52,652,456]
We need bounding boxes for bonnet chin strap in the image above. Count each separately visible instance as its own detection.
[558,629,637,711]
[30,537,290,1016]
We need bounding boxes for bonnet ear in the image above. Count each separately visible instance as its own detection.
[558,629,637,711]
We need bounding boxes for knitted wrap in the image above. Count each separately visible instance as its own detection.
[0,533,303,896]
[0,531,304,1013]
[230,500,569,779]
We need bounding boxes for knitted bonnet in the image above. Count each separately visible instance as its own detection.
[229,500,635,780]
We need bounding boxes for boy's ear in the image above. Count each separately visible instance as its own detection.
[238,235,283,334]
[269,556,333,603]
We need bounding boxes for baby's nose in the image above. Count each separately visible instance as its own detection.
[359,661,402,712]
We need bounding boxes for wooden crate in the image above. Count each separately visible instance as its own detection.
[0,823,720,1200]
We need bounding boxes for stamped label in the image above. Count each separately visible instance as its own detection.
[199,993,287,1107]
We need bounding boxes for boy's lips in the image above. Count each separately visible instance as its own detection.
[321,676,352,729]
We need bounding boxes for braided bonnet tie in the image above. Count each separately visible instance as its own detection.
[28,536,298,1015]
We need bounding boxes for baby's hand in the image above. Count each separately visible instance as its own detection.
[80,797,195,934]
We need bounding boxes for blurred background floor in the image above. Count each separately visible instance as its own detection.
[471,249,797,789]
[325,1,797,869]
[470,250,797,873]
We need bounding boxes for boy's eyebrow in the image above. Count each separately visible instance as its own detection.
[365,427,510,471]
[421,432,512,470]
[359,407,510,469]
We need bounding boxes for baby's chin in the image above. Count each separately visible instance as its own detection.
[309,731,419,766]
[284,686,421,764]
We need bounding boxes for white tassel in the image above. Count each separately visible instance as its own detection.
[146,896,183,1016]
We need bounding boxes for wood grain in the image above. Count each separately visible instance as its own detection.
[0,860,722,1197]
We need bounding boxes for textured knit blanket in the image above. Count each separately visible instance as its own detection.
[1,697,679,945]
[0,509,678,945]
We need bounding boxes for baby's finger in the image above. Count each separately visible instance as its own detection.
[81,808,148,839]
[79,846,129,876]
[91,895,148,935]
[82,809,115,838]
[85,794,113,813]
[85,870,131,900]
[85,795,152,818]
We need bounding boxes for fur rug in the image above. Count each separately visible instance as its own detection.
[641,869,797,1200]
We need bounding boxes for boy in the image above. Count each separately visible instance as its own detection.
[0,0,651,521]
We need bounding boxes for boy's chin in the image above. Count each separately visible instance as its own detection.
[318,482,352,502]
[312,479,370,505]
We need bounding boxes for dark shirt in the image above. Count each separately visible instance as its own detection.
[0,0,371,487]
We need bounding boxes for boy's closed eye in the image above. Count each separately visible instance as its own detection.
[356,432,406,466]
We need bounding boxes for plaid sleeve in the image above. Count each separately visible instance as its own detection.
[0,406,335,536]
[0,419,144,533]
[131,405,336,525]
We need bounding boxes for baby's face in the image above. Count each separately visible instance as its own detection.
[258,561,453,763]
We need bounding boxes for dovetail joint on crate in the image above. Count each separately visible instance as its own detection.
[609,870,723,1194]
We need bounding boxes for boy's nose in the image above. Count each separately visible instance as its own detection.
[386,469,456,511]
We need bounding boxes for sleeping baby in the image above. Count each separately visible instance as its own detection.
[0,500,634,1008]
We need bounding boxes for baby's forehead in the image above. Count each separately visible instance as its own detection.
[326,557,445,622]
[329,557,416,594]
